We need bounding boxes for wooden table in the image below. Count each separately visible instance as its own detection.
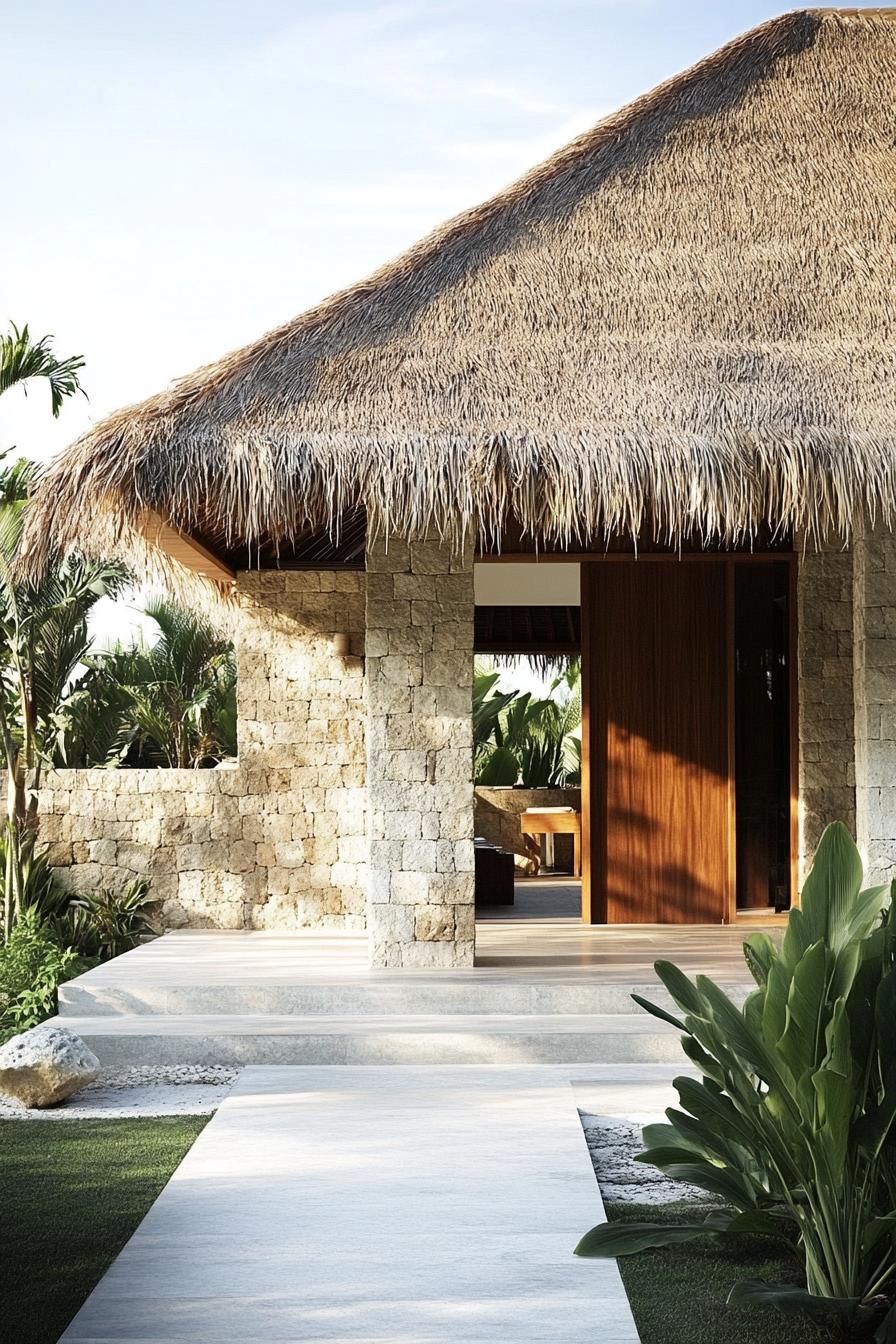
[519,809,582,877]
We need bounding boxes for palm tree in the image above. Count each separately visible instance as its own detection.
[62,598,237,770]
[0,324,124,936]
[0,468,126,935]
[0,322,85,417]
[119,598,237,768]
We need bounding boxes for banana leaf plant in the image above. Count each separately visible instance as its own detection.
[576,822,896,1340]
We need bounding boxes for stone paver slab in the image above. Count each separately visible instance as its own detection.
[60,1066,639,1343]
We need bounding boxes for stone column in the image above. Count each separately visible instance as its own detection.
[365,535,475,968]
[853,521,896,884]
[797,543,856,877]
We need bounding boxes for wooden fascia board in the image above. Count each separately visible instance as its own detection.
[138,511,236,583]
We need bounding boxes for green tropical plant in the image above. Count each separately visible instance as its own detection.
[0,325,130,938]
[48,659,138,768]
[575,822,896,1338]
[0,457,126,936]
[122,594,237,767]
[0,908,89,1039]
[54,880,157,960]
[0,321,85,417]
[473,660,581,787]
[0,831,68,919]
[52,597,237,770]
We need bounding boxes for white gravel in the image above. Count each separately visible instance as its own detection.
[0,1065,239,1119]
[580,1112,716,1205]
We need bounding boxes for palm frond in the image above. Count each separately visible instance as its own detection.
[0,323,85,417]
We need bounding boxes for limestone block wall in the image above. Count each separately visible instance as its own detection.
[853,523,896,884]
[39,570,367,930]
[797,543,856,876]
[365,536,475,968]
[474,787,581,871]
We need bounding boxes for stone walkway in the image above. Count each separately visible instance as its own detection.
[60,1065,641,1343]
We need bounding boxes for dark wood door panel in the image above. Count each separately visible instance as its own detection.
[584,564,729,924]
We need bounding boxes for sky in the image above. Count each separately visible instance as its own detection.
[1,0,866,466]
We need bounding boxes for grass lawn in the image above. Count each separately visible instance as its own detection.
[608,1202,837,1344]
[0,1115,208,1344]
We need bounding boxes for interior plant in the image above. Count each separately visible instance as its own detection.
[575,821,896,1339]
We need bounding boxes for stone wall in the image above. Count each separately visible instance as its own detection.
[797,543,856,877]
[365,536,475,968]
[853,522,896,884]
[39,570,367,930]
[474,787,581,872]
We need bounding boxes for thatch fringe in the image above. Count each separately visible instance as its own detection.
[20,8,896,576]
[484,652,580,678]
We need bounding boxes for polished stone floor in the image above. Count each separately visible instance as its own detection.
[486,876,583,920]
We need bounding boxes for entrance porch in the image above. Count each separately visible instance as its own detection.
[51,920,766,1067]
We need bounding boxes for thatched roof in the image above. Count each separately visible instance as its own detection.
[21,8,896,573]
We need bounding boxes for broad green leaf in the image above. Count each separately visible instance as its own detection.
[822,996,851,1080]
[653,961,707,1018]
[727,1280,863,1321]
[723,1210,795,1241]
[640,1122,680,1150]
[474,745,519,786]
[847,884,891,945]
[797,821,864,954]
[761,956,792,1054]
[664,1108,733,1163]
[574,1219,724,1258]
[636,1145,713,1169]
[862,1213,896,1256]
[811,1067,853,1170]
[854,1074,896,1160]
[663,1161,757,1206]
[777,940,829,1083]
[675,1076,755,1147]
[743,931,778,988]
[696,977,780,1086]
[630,992,687,1031]
[679,1032,727,1086]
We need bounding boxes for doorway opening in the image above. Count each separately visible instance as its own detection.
[474,551,797,926]
[473,584,583,922]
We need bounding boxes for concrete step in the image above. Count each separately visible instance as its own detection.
[57,976,750,1018]
[51,1011,684,1067]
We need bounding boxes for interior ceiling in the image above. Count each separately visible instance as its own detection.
[474,605,581,654]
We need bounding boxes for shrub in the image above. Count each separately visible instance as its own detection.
[576,822,896,1338]
[0,910,91,1039]
[52,880,157,960]
[0,831,71,924]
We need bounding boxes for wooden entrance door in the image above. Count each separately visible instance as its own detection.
[582,563,730,924]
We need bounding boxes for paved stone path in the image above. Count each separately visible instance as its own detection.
[60,1065,640,1343]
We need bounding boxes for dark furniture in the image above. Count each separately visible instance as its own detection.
[474,839,515,907]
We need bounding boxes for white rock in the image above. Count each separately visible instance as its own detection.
[0,1024,100,1109]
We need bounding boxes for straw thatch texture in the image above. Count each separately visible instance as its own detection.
[21,9,896,572]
